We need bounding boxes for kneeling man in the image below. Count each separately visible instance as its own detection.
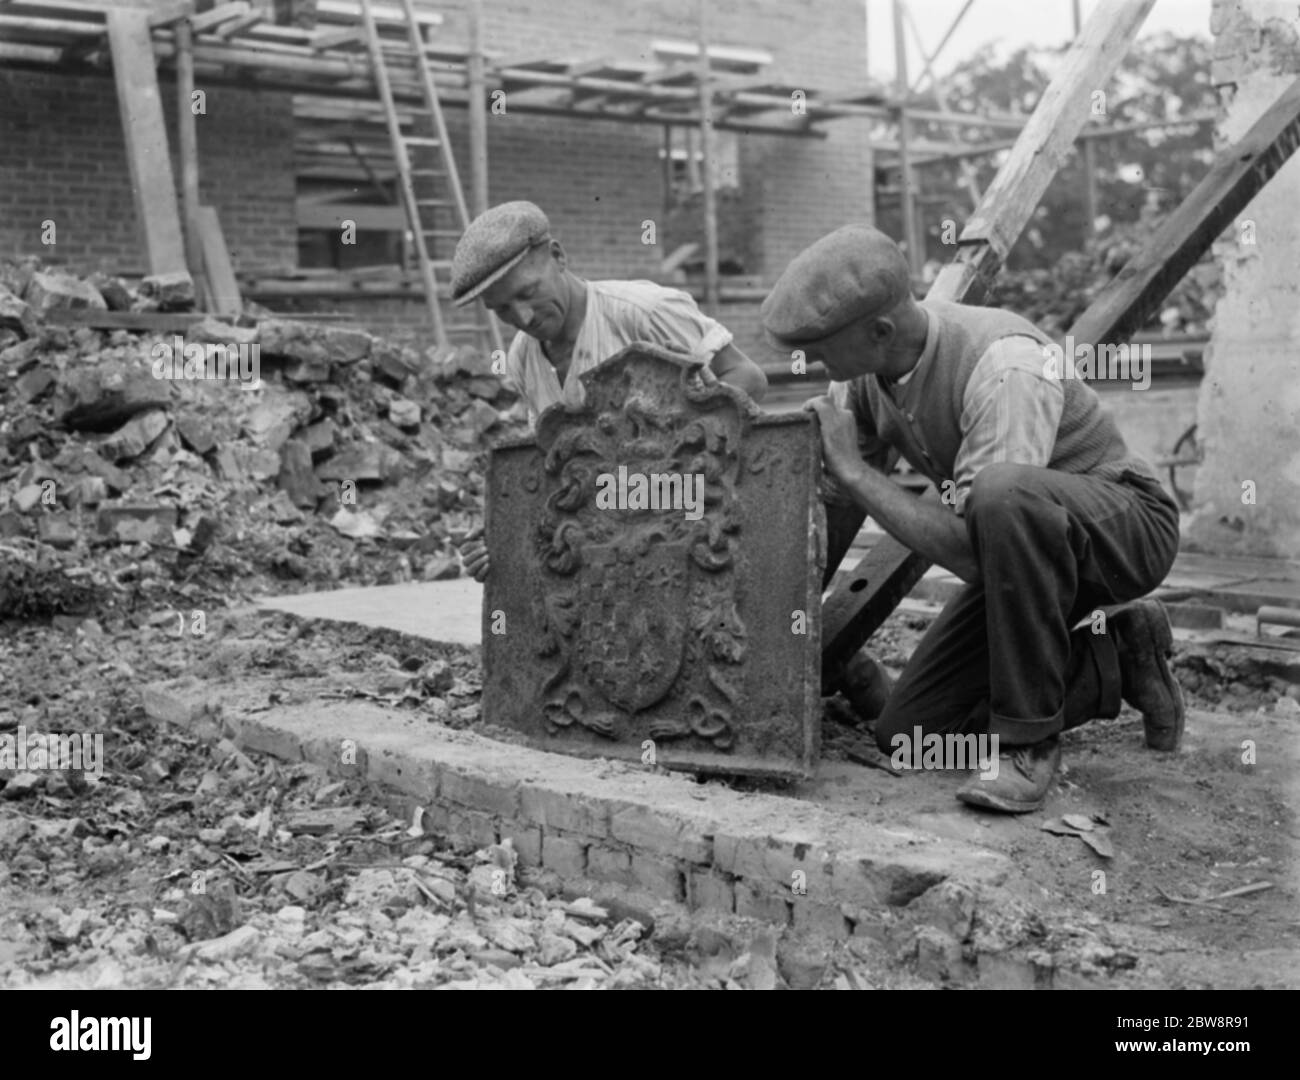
[763,224,1184,813]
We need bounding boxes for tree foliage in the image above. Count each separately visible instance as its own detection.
[878,32,1223,332]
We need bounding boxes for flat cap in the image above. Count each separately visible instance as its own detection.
[450,200,551,306]
[760,224,912,344]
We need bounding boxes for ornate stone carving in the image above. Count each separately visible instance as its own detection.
[483,343,824,778]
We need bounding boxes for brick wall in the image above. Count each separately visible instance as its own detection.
[0,0,872,287]
[0,68,295,277]
[429,0,875,282]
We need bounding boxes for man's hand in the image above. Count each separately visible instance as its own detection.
[804,395,864,486]
[458,523,490,582]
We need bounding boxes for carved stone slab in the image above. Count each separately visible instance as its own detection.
[482,344,824,779]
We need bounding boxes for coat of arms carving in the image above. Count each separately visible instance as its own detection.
[483,344,824,778]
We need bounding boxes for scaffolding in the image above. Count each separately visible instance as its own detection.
[0,0,1219,319]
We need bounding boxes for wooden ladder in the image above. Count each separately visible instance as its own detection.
[359,0,502,356]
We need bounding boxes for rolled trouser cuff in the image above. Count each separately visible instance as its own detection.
[989,706,1063,746]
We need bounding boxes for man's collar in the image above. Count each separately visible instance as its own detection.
[882,307,934,389]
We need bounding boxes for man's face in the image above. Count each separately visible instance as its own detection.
[480,243,569,341]
[797,316,894,381]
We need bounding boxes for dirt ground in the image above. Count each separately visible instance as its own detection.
[2,600,1294,990]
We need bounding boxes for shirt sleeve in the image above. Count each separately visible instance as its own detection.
[951,335,1064,516]
[821,378,897,506]
[502,333,539,427]
[638,287,733,363]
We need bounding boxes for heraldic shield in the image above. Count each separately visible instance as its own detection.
[575,540,689,714]
[482,343,825,779]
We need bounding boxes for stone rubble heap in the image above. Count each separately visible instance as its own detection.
[0,257,527,616]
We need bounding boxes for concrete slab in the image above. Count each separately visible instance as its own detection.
[255,579,482,646]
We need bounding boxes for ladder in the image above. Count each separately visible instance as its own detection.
[359,0,503,355]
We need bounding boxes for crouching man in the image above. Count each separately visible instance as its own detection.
[452,200,767,582]
[762,224,1184,813]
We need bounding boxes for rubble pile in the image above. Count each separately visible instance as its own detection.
[0,257,527,616]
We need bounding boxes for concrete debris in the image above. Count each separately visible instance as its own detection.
[0,255,525,616]
[259,318,372,367]
[0,285,38,338]
[25,271,108,315]
[137,271,196,312]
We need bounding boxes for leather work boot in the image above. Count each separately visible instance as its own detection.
[1111,599,1185,751]
[956,736,1060,814]
[838,649,894,722]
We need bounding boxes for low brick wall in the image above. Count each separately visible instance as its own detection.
[142,678,1009,949]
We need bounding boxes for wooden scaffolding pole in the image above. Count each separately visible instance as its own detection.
[107,9,189,276]
[697,0,720,315]
[1073,0,1099,235]
[467,0,489,217]
[175,16,207,303]
[892,0,922,276]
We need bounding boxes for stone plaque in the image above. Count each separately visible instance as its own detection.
[482,344,824,778]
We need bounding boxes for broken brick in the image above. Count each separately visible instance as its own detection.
[0,285,38,338]
[99,409,170,463]
[258,319,372,366]
[315,444,404,484]
[96,503,178,545]
[37,513,79,549]
[86,272,134,311]
[301,418,336,458]
[139,270,196,311]
[14,367,55,403]
[175,415,218,456]
[278,439,323,509]
[54,366,171,432]
[388,398,421,428]
[25,271,108,315]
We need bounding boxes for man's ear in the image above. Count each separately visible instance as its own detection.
[548,239,567,270]
[870,317,896,345]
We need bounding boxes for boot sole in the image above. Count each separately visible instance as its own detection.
[1142,601,1185,752]
[955,787,1047,814]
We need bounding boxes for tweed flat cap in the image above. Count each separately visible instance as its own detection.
[760,224,912,344]
[451,201,552,306]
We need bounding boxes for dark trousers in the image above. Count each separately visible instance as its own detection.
[872,462,1180,751]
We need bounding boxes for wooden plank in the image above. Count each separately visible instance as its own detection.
[44,310,206,332]
[0,41,61,62]
[311,25,364,50]
[216,10,263,40]
[190,2,250,35]
[316,0,442,29]
[197,205,243,318]
[929,0,1159,305]
[296,201,405,229]
[107,9,188,276]
[1070,75,1300,349]
[148,1,195,29]
[176,18,207,302]
[821,0,1157,677]
[0,14,103,39]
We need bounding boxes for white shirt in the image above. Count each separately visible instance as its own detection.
[502,279,733,426]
